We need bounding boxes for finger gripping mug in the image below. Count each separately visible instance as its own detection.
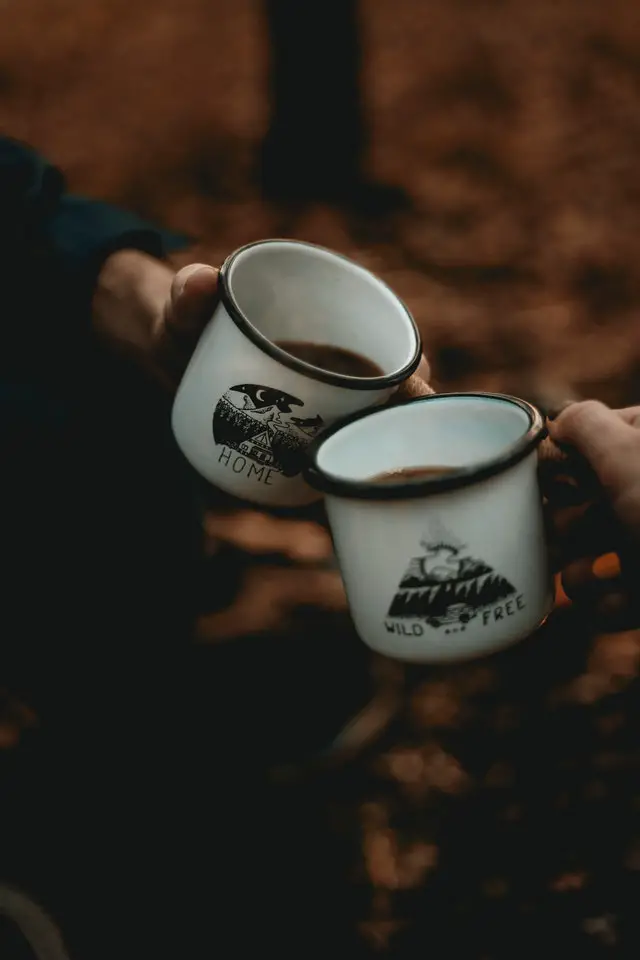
[305,393,552,663]
[171,240,422,507]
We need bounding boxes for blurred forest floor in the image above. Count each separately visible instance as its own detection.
[3,0,640,405]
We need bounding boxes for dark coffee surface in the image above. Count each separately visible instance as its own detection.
[276,340,383,378]
[370,466,456,483]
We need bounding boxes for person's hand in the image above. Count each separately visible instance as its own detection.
[393,355,433,402]
[93,252,219,390]
[544,401,640,628]
[550,402,640,536]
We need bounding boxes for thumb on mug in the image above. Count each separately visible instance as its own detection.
[166,264,219,343]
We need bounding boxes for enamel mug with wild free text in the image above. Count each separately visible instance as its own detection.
[305,393,552,663]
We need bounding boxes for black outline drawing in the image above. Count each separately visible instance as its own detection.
[387,521,517,630]
[212,383,324,477]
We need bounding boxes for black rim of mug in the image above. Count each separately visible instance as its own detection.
[303,392,547,500]
[218,239,423,391]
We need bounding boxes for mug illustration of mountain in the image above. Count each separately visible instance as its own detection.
[388,521,517,629]
[212,383,325,477]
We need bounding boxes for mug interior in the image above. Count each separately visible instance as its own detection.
[225,241,418,378]
[315,394,535,483]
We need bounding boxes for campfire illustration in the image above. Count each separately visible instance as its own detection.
[387,520,516,629]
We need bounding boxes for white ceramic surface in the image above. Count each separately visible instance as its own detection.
[171,240,421,506]
[307,393,551,663]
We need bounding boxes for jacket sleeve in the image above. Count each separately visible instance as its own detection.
[0,136,190,430]
[49,194,189,297]
[0,136,189,326]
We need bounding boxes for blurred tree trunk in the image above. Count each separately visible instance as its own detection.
[261,0,365,203]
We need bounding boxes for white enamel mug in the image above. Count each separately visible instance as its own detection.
[305,393,552,663]
[171,240,422,507]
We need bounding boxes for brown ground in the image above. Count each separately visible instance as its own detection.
[4,1,640,955]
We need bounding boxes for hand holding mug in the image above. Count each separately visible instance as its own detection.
[171,241,426,507]
[543,401,640,629]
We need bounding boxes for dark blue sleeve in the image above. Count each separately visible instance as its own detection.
[48,194,190,322]
[0,137,191,347]
[0,136,192,414]
[0,135,189,270]
[50,194,189,275]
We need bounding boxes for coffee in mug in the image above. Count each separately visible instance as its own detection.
[275,341,384,379]
[371,466,456,483]
[171,240,422,507]
[305,392,551,663]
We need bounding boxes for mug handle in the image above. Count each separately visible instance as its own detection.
[539,426,639,628]
[538,433,599,498]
